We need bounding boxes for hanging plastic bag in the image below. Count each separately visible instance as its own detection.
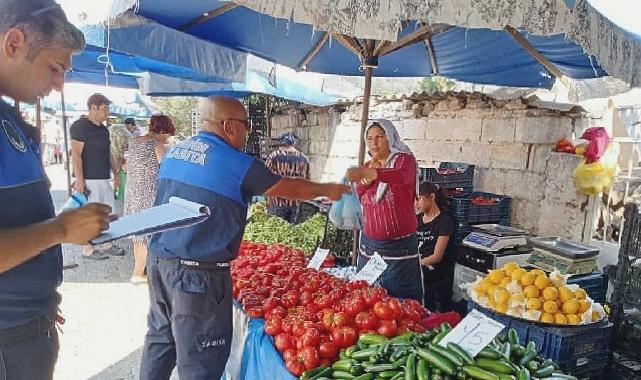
[329,180,363,230]
[572,160,613,195]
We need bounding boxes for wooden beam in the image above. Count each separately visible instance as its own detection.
[505,25,570,86]
[332,33,364,58]
[373,40,390,57]
[178,3,239,31]
[298,32,329,70]
[424,37,438,75]
[377,24,451,57]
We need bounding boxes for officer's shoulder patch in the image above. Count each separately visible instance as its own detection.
[2,119,26,153]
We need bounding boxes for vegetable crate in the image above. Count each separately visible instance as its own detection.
[451,191,512,225]
[472,305,612,373]
[419,162,474,197]
[567,272,608,305]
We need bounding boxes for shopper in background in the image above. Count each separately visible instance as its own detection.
[124,115,175,284]
[70,93,124,260]
[346,119,423,302]
[416,181,456,311]
[265,132,310,223]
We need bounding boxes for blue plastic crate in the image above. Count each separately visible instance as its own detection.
[452,192,512,224]
[420,162,474,197]
[528,321,612,365]
[560,351,609,378]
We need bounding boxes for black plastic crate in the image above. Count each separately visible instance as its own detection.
[452,192,512,224]
[420,162,474,197]
[568,272,609,304]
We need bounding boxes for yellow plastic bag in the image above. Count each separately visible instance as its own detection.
[572,160,613,195]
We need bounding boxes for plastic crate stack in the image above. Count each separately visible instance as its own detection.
[567,272,609,305]
[473,305,612,379]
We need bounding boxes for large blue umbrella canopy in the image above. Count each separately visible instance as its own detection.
[102,0,615,89]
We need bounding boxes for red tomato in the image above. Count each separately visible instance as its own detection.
[300,328,320,348]
[331,326,358,348]
[321,311,350,332]
[373,301,394,321]
[264,316,283,336]
[377,320,398,338]
[274,333,294,352]
[291,321,307,337]
[314,294,332,310]
[281,291,299,308]
[354,311,379,331]
[262,297,282,313]
[344,296,367,317]
[283,348,297,362]
[265,306,287,320]
[246,307,263,318]
[299,291,315,306]
[299,346,320,370]
[387,298,403,319]
[362,287,387,307]
[285,359,305,377]
[318,341,338,359]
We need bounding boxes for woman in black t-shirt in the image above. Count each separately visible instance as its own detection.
[416,182,457,312]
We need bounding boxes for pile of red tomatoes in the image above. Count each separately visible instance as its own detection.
[232,242,429,376]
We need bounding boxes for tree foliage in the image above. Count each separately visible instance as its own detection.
[152,96,202,138]
[418,76,456,93]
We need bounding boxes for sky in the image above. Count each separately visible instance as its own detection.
[58,0,112,25]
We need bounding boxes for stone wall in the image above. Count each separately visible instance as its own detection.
[270,94,596,241]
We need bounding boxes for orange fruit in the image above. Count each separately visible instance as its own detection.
[540,312,555,324]
[575,289,587,300]
[524,285,540,299]
[554,313,568,325]
[562,299,580,315]
[520,273,536,287]
[534,276,550,290]
[543,300,559,314]
[543,287,559,301]
[578,299,591,313]
[527,298,542,311]
[511,268,527,282]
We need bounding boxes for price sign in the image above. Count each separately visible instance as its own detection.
[307,248,331,270]
[438,309,505,357]
[352,253,388,285]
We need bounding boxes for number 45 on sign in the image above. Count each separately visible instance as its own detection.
[438,309,505,357]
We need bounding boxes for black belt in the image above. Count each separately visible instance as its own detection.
[160,257,230,271]
[0,313,55,344]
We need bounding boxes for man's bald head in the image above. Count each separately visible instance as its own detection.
[200,96,250,150]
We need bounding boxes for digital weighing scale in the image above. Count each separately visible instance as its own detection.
[527,237,600,275]
[462,224,529,252]
[459,224,533,271]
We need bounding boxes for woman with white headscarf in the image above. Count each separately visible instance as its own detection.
[346,120,423,302]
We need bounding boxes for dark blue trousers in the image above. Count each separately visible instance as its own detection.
[140,255,233,380]
[0,313,58,380]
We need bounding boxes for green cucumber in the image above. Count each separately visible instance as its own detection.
[416,348,456,376]
[534,365,555,377]
[507,329,520,345]
[446,342,475,365]
[417,358,430,380]
[499,342,512,361]
[390,332,414,343]
[405,353,417,380]
[352,348,379,360]
[379,370,403,378]
[360,333,389,346]
[333,359,357,372]
[346,346,358,358]
[431,330,449,344]
[364,364,397,373]
[462,365,500,380]
[526,361,539,372]
[474,358,515,375]
[333,370,357,379]
[428,344,464,367]
[476,347,502,360]
[353,374,374,380]
[440,323,452,333]
[516,367,530,380]
[301,365,328,380]
[497,375,516,380]
[519,350,537,366]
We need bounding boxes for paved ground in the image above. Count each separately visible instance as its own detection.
[46,164,178,380]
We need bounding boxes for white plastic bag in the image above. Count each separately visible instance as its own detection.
[329,181,363,230]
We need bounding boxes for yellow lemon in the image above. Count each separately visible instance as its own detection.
[534,276,550,290]
[531,269,546,277]
[524,285,540,298]
[591,310,601,322]
[562,299,580,315]
[575,289,587,300]
[520,272,536,287]
[554,313,568,325]
[527,298,542,310]
[578,299,591,313]
[500,277,512,287]
[543,300,559,314]
[511,268,527,282]
[495,289,511,304]
[503,262,520,275]
[559,286,574,303]
[543,287,559,301]
[488,269,507,285]
[540,312,555,324]
[566,314,580,325]
[495,303,509,314]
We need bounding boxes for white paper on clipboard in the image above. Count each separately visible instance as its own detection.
[90,197,210,245]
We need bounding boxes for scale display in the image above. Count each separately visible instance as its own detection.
[527,249,598,275]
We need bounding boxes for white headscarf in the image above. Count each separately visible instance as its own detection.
[364,119,419,202]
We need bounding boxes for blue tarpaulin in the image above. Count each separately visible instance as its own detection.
[102,0,615,89]
[239,318,296,380]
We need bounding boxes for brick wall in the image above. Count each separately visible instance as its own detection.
[270,95,595,241]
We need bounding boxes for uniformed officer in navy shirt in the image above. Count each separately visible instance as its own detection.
[0,2,113,379]
[140,96,349,380]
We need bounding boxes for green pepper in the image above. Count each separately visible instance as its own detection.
[405,353,417,380]
[417,358,430,380]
